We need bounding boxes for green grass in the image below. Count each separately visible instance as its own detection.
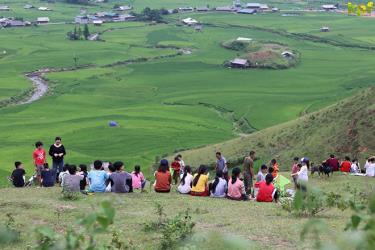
[0,1,374,186]
[0,172,374,249]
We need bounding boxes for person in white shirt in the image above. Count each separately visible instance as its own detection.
[291,158,309,191]
[350,159,360,173]
[177,166,193,194]
[210,170,227,198]
[364,157,375,177]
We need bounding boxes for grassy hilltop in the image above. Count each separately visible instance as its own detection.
[178,87,375,169]
[0,0,374,185]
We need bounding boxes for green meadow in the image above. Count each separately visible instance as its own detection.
[0,1,375,185]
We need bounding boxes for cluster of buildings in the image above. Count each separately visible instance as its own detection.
[177,2,279,16]
[74,12,135,25]
[0,4,53,11]
[0,17,50,28]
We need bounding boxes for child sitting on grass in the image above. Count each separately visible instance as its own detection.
[109,161,133,193]
[256,174,278,202]
[209,170,227,198]
[11,161,26,188]
[256,164,268,182]
[58,164,69,186]
[227,167,248,201]
[88,160,109,193]
[62,165,83,192]
[78,164,88,191]
[131,165,146,192]
[41,163,55,187]
[178,166,193,194]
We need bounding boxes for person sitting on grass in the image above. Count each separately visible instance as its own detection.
[105,162,116,192]
[177,165,193,194]
[291,158,309,191]
[154,159,172,193]
[171,156,181,185]
[41,163,55,188]
[254,164,268,197]
[365,157,375,177]
[109,161,133,193]
[257,164,268,182]
[62,165,83,193]
[78,164,88,191]
[191,165,209,197]
[350,159,360,173]
[131,165,146,192]
[227,167,248,201]
[340,156,351,173]
[209,170,227,198]
[270,159,279,178]
[58,164,69,187]
[88,160,109,193]
[256,174,278,202]
[11,161,26,188]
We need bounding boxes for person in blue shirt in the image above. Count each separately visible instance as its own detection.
[88,160,109,192]
[41,163,55,187]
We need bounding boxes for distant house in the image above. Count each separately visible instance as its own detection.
[259,4,269,10]
[246,3,261,9]
[7,20,26,27]
[272,7,279,12]
[322,5,337,11]
[281,51,294,58]
[236,37,252,42]
[115,14,136,22]
[114,5,132,11]
[237,9,257,14]
[230,58,250,68]
[75,16,89,24]
[216,6,235,12]
[320,26,330,32]
[196,7,209,12]
[24,4,34,9]
[182,17,198,26]
[38,7,52,11]
[37,17,50,24]
[0,5,10,11]
[178,7,194,12]
[93,20,103,26]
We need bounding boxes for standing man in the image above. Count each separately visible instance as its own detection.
[33,141,46,186]
[243,150,256,195]
[326,154,339,171]
[49,136,66,183]
[215,152,228,180]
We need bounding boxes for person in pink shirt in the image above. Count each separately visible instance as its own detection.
[131,165,146,191]
[227,167,249,201]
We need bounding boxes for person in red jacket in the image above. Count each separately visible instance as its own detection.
[33,141,46,186]
[256,174,277,202]
[340,156,352,172]
[171,156,181,185]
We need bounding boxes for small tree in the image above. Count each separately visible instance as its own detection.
[83,24,90,40]
[78,26,83,40]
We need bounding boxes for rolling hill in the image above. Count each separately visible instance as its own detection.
[177,87,375,169]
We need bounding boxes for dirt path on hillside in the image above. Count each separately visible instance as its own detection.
[21,72,49,105]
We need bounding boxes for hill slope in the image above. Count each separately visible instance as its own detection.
[178,87,375,168]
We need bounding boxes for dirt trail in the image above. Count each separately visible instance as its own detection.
[21,72,49,105]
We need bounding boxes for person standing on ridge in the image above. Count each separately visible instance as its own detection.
[243,150,256,195]
[49,136,66,183]
[216,152,228,180]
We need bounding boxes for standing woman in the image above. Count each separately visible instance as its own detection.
[49,136,66,183]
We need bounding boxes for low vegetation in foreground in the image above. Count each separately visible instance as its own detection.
[0,173,374,249]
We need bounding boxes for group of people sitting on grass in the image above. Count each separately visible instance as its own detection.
[9,137,375,203]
